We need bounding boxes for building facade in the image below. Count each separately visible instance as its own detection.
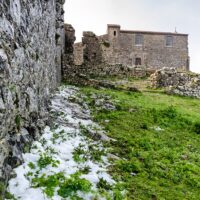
[103,24,189,70]
[74,24,189,71]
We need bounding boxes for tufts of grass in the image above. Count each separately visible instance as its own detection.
[58,173,92,198]
[51,130,67,144]
[28,162,36,170]
[32,172,92,198]
[15,115,21,131]
[0,182,5,200]
[81,84,200,200]
[72,143,105,163]
[73,145,87,163]
[32,172,65,197]
[193,121,200,134]
[88,144,105,162]
[5,192,17,200]
[79,166,91,174]
[37,154,60,169]
[97,178,112,190]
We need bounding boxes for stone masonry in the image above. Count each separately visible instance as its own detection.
[62,24,76,80]
[0,0,65,195]
[63,30,156,85]
[74,24,189,71]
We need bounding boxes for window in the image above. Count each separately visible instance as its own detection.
[114,31,116,36]
[135,34,143,46]
[165,35,173,47]
[135,57,142,65]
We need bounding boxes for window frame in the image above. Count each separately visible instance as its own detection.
[135,57,142,66]
[165,35,173,47]
[135,34,143,46]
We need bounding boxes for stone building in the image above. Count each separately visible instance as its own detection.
[74,24,189,71]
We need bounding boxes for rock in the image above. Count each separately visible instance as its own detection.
[107,153,120,160]
[0,97,5,112]
[150,68,200,99]
[0,0,66,195]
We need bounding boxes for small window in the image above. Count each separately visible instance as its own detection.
[135,57,142,65]
[135,34,143,46]
[165,35,173,47]
[114,31,116,36]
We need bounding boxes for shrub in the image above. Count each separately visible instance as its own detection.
[193,122,200,134]
[58,174,92,198]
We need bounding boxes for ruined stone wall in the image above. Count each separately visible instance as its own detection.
[73,25,189,71]
[64,31,155,85]
[150,68,200,98]
[0,0,65,192]
[62,24,75,80]
[74,42,84,65]
[82,31,103,65]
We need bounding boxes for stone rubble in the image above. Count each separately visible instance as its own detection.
[150,68,200,98]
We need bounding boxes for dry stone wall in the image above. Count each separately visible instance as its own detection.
[0,0,65,193]
[150,68,200,98]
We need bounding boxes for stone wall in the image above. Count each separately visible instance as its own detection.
[62,24,75,80]
[0,0,65,194]
[82,31,103,65]
[74,42,84,66]
[150,68,200,98]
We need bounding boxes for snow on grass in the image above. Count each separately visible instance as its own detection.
[6,86,122,200]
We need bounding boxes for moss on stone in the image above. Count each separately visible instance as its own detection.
[15,115,21,130]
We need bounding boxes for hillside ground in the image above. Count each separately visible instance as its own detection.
[81,78,200,200]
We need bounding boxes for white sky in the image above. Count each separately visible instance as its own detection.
[64,0,200,72]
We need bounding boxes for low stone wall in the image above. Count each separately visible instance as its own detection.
[150,68,200,98]
[63,62,155,84]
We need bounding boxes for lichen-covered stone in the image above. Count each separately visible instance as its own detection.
[0,0,65,194]
[62,24,76,80]
[150,68,200,98]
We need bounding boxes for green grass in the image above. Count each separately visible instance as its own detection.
[37,154,60,169]
[15,114,21,130]
[81,85,200,200]
[0,182,5,200]
[72,142,105,163]
[31,172,92,198]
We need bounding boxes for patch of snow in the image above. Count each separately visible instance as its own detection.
[7,85,118,200]
[152,126,164,131]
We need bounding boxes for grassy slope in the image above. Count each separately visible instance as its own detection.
[81,85,200,200]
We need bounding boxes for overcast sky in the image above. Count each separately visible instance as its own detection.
[64,0,200,72]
